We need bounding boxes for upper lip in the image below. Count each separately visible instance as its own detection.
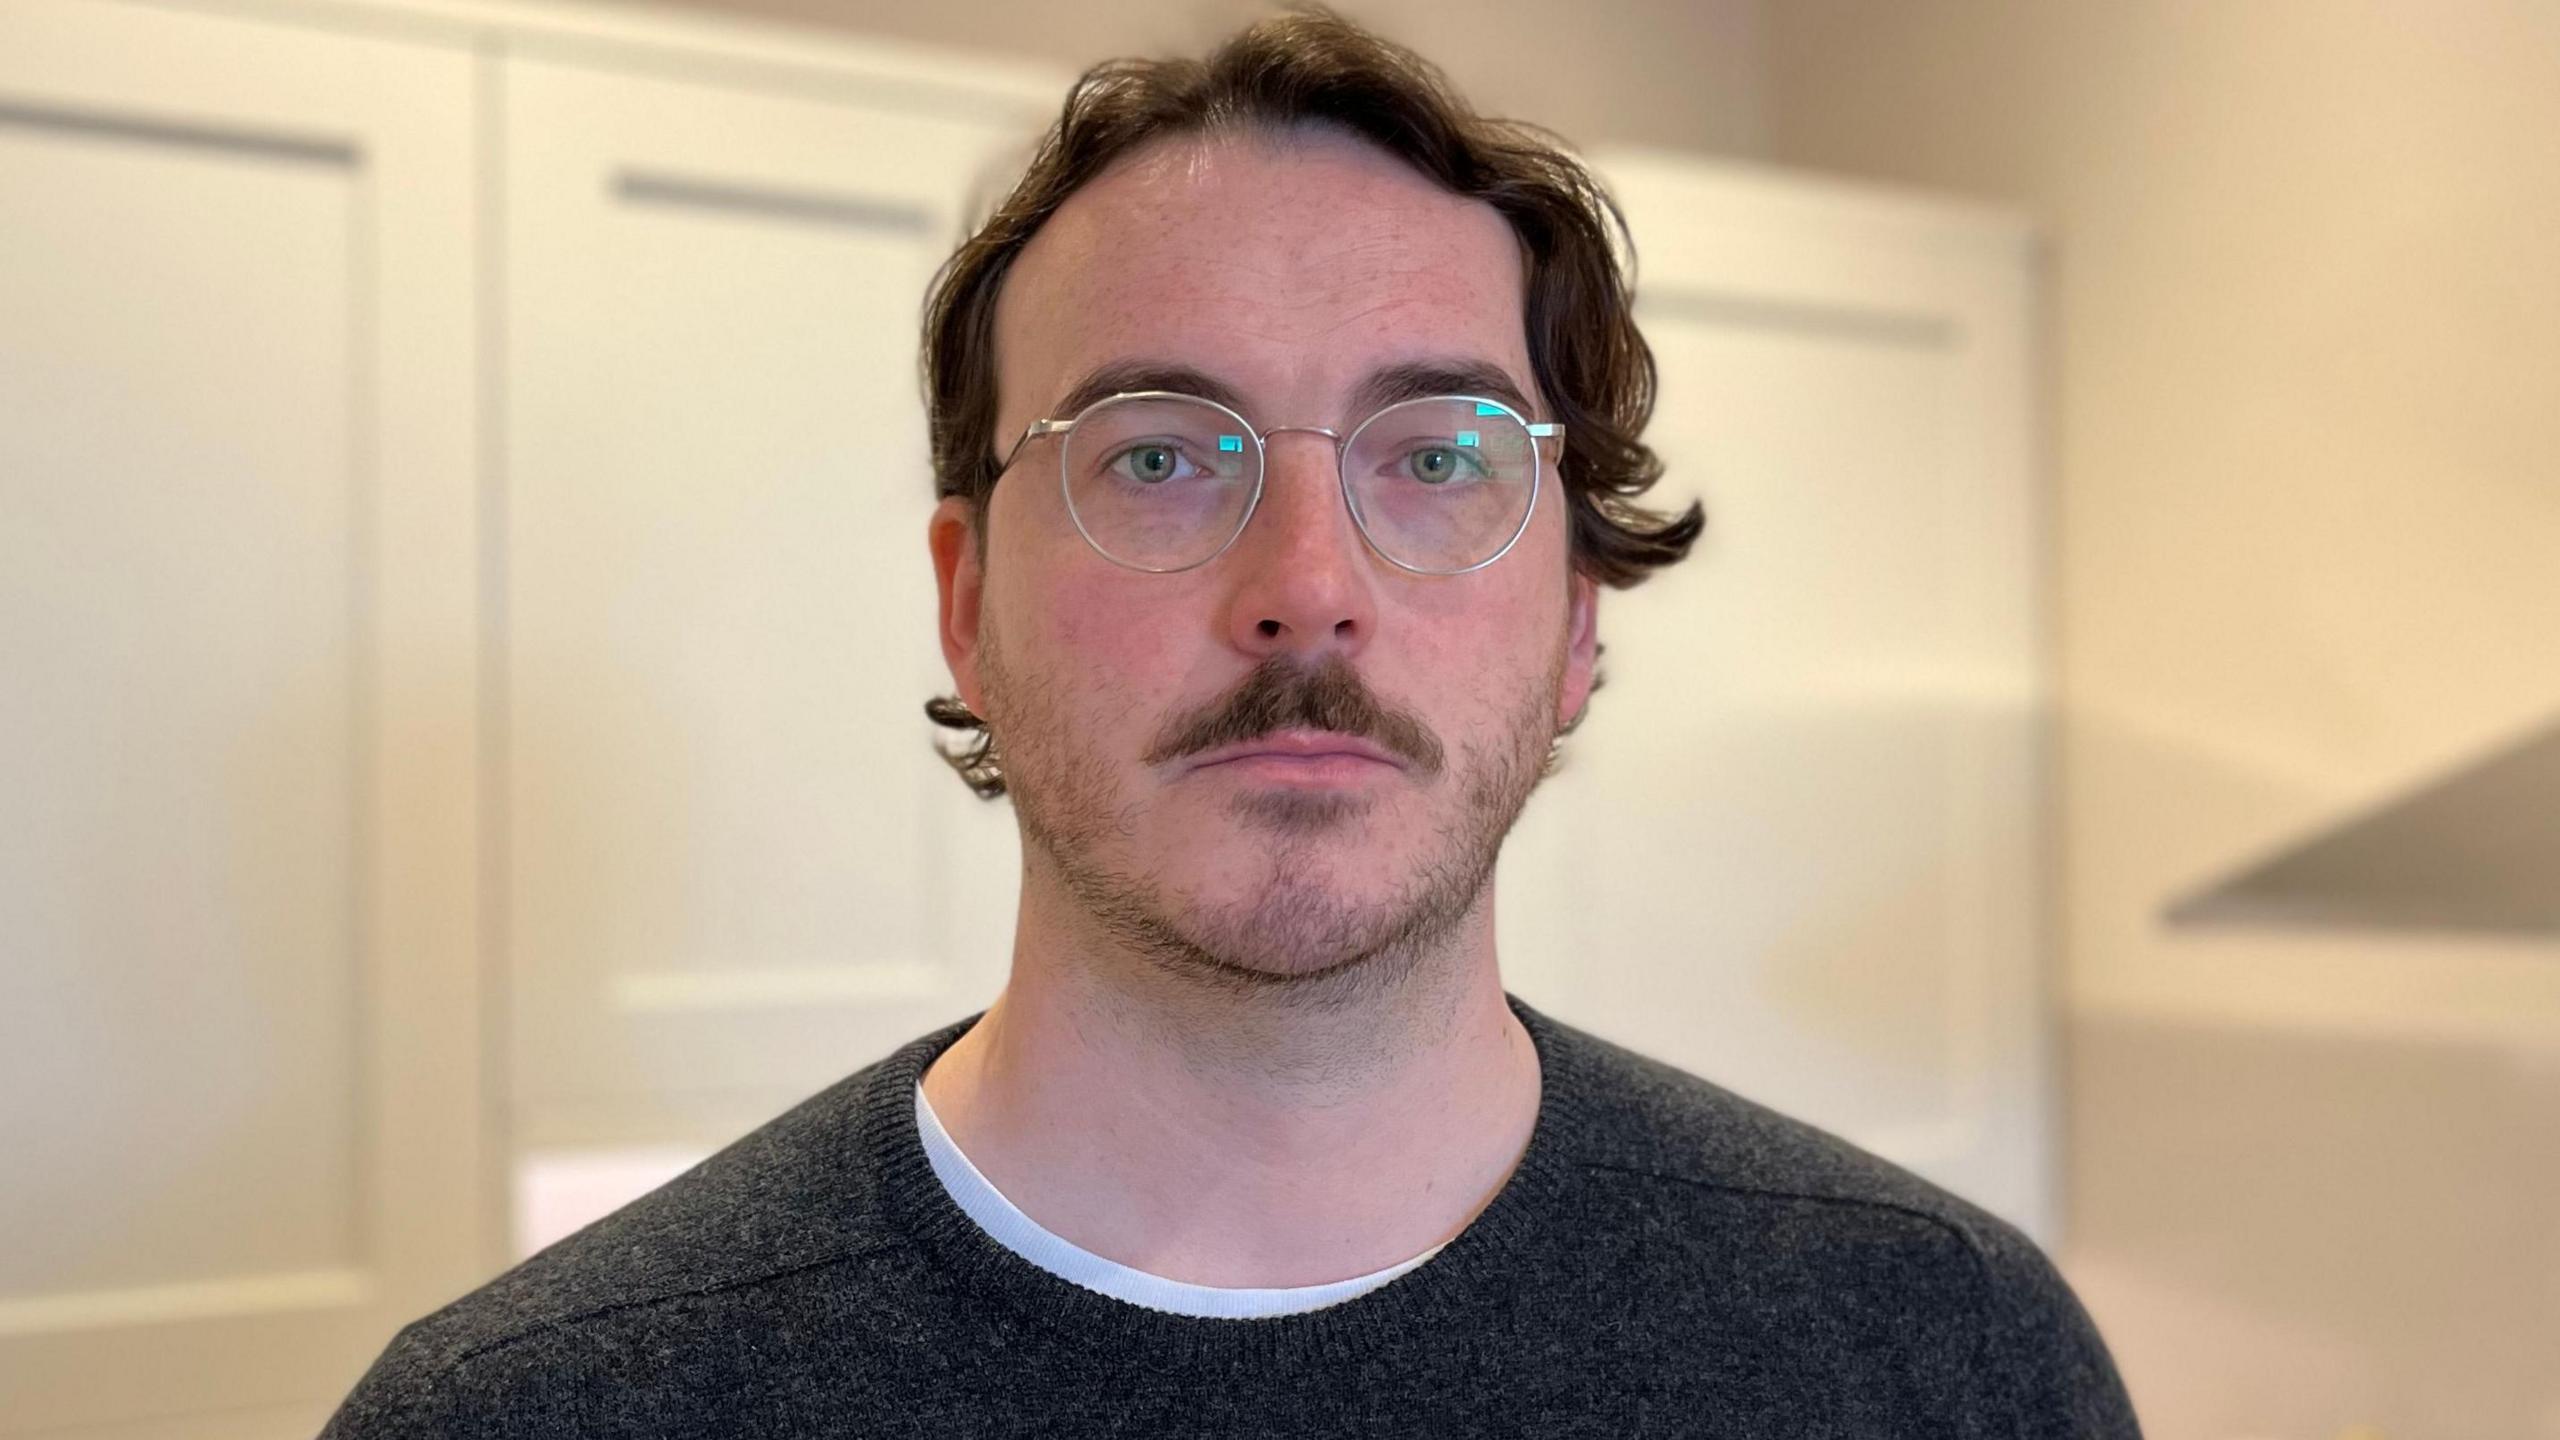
[1188,730,1403,771]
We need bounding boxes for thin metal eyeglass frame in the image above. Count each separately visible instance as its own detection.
[992,389,1565,576]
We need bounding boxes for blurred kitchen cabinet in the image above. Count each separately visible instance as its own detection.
[1,0,1057,1431]
[0,0,482,1433]
[493,36,1050,1158]
[1495,152,2054,1240]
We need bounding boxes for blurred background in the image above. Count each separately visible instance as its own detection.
[3,0,2555,1436]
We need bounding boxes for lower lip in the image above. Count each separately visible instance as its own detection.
[1194,753,1398,785]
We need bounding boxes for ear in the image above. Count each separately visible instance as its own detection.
[929,495,989,714]
[1557,569,1599,729]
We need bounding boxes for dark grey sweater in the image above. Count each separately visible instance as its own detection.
[321,992,2142,1437]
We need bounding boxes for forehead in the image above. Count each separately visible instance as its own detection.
[993,126,1534,426]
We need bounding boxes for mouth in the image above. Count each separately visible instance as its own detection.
[1184,729,1405,777]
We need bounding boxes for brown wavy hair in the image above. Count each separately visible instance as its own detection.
[921,4,1704,799]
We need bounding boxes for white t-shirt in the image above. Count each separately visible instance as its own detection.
[913,1080,1448,1319]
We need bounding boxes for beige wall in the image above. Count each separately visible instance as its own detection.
[1765,4,2560,1438]
[594,0,1768,157]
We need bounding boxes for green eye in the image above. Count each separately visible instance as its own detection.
[1118,444,1181,484]
[1408,446,1478,484]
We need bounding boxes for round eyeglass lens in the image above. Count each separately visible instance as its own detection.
[1343,397,1538,573]
[1061,394,1259,570]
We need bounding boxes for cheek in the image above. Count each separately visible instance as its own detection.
[1018,566,1189,735]
[1385,589,1558,772]
[1444,519,1572,677]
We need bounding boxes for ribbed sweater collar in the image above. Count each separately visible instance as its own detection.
[854,990,1596,1369]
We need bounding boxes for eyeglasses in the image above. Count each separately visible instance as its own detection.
[994,390,1564,576]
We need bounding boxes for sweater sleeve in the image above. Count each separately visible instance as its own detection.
[1964,1220,2145,1439]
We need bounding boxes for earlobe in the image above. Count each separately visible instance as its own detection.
[928,497,987,713]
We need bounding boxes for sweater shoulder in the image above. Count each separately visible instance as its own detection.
[315,1019,970,1439]
[365,1063,908,1381]
[1536,1006,2032,1258]
[1526,1001,2142,1434]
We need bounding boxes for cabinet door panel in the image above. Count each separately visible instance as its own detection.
[501,53,1044,1149]
[1500,153,2052,1240]
[0,0,482,1429]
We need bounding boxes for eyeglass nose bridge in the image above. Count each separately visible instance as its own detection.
[1219,424,1355,564]
[1246,423,1348,475]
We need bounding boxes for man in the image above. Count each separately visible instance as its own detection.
[325,8,2141,1436]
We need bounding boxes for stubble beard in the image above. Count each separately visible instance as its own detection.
[977,616,1567,1020]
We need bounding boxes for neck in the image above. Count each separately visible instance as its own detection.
[918,866,1541,1289]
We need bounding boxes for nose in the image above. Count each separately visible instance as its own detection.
[1221,429,1378,663]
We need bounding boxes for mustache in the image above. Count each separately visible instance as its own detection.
[1143,654,1445,775]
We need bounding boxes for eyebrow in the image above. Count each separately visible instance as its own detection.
[1045,356,1540,427]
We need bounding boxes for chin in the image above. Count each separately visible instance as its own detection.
[1182,859,1422,947]
[1216,785,1383,835]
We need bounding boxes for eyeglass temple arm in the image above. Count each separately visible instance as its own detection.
[995,417,1077,475]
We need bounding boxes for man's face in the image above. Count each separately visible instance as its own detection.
[930,124,1598,1001]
